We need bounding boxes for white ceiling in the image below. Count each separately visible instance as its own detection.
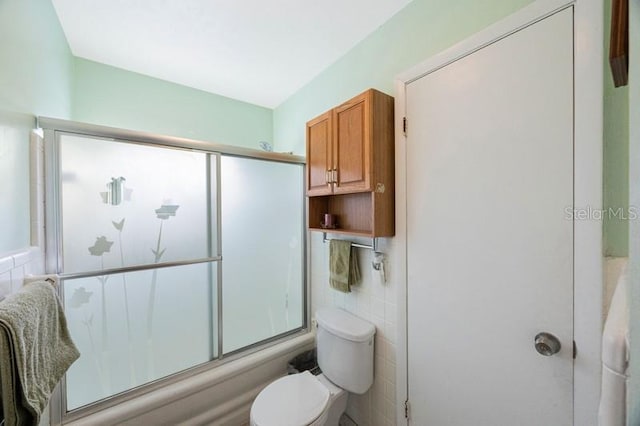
[52,0,411,108]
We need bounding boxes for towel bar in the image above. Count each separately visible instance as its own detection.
[322,233,378,251]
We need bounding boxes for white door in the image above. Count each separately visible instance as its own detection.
[406,8,574,426]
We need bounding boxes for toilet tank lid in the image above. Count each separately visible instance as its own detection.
[316,308,375,342]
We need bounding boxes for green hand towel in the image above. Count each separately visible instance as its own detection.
[329,239,361,293]
[0,281,80,426]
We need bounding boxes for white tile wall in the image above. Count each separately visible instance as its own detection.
[0,270,11,298]
[310,233,397,426]
[0,247,45,300]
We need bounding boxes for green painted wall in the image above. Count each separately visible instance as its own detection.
[273,0,535,155]
[0,0,73,117]
[274,0,628,257]
[0,0,629,259]
[603,0,630,257]
[0,0,73,253]
[72,58,273,149]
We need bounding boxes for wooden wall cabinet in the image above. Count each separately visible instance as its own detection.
[306,89,395,237]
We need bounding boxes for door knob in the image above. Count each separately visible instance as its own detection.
[534,332,561,356]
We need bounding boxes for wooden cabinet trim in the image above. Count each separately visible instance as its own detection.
[333,91,371,194]
[306,111,333,196]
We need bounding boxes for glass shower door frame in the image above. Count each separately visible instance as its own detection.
[39,117,308,423]
[46,130,223,416]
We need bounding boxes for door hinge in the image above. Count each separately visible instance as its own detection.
[403,117,408,136]
[404,399,411,419]
[573,340,577,359]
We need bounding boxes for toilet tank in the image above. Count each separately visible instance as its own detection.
[316,308,376,394]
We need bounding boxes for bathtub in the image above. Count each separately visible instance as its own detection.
[61,332,315,425]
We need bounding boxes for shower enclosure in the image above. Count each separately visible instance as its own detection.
[40,118,306,417]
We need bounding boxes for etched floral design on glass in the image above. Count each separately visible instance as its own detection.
[146,203,180,378]
[88,236,114,393]
[111,218,137,386]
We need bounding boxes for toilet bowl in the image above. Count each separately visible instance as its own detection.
[250,371,348,426]
[250,308,375,426]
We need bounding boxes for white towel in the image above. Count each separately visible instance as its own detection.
[598,265,629,426]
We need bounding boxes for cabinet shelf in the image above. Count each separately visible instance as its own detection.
[307,176,393,238]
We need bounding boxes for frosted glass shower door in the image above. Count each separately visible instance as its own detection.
[64,263,216,410]
[57,134,218,410]
[221,157,304,353]
[48,126,307,415]
[59,134,214,272]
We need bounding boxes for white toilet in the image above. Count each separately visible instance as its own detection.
[250,307,376,426]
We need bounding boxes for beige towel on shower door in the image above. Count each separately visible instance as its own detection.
[0,281,80,426]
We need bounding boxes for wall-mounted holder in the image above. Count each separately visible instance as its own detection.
[372,252,384,271]
[372,252,387,283]
[321,232,378,251]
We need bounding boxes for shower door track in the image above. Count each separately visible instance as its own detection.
[37,116,305,164]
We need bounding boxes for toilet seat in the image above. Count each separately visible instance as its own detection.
[251,371,330,426]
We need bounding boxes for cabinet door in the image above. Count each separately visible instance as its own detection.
[306,111,333,196]
[333,91,371,194]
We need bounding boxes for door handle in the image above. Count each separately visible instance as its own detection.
[534,332,561,356]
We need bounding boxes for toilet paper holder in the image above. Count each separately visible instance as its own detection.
[372,252,386,282]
